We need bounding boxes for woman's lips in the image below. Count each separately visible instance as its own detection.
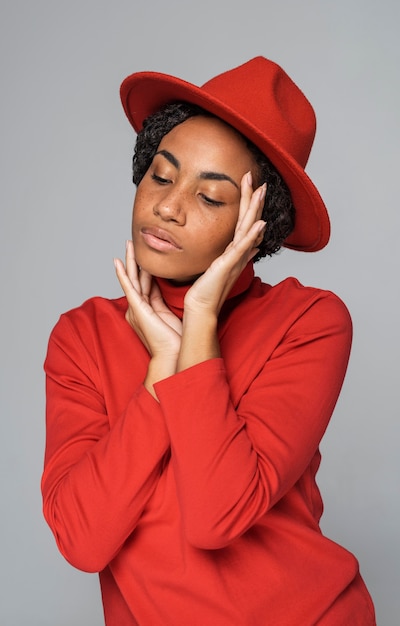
[141,227,182,252]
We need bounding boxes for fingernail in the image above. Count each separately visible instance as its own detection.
[247,171,253,186]
[259,183,267,202]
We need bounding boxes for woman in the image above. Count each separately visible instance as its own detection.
[42,57,375,625]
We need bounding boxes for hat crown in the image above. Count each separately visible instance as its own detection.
[201,57,316,168]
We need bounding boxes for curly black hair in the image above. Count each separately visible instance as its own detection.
[132,102,295,259]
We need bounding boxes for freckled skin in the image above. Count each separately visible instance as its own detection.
[132,116,258,283]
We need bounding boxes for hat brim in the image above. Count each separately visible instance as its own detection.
[120,71,330,252]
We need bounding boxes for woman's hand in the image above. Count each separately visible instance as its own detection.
[114,241,182,397]
[184,172,266,317]
[177,172,266,372]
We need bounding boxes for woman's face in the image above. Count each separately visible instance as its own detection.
[132,115,258,283]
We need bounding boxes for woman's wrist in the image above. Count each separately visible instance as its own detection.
[177,311,220,372]
[144,355,178,399]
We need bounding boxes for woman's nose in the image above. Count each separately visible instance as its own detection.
[153,187,187,225]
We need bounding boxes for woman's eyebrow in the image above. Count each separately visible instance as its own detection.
[199,171,239,189]
[154,149,239,189]
[155,149,180,169]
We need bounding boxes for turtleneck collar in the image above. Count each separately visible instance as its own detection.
[155,262,255,319]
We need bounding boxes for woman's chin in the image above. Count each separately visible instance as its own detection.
[137,257,203,284]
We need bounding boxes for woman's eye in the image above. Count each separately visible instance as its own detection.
[200,194,224,207]
[151,173,171,184]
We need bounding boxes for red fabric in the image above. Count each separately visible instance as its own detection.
[120,57,331,252]
[42,271,375,625]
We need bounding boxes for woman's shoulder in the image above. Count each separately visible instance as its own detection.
[60,294,126,320]
[49,295,128,342]
[253,274,346,301]
[246,275,352,329]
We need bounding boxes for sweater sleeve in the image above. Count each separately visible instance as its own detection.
[41,312,170,573]
[154,292,352,549]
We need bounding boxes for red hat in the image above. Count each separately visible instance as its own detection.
[120,56,330,252]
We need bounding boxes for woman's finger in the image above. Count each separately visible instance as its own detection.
[139,267,153,301]
[235,174,266,240]
[113,257,147,314]
[114,257,136,301]
[125,240,141,293]
[234,171,253,234]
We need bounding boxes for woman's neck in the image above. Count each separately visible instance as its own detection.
[155,262,255,319]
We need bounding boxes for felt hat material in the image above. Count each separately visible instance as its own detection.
[120,57,330,252]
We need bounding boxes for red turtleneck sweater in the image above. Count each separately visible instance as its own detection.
[41,265,375,625]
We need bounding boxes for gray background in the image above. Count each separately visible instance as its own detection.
[1,1,398,624]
